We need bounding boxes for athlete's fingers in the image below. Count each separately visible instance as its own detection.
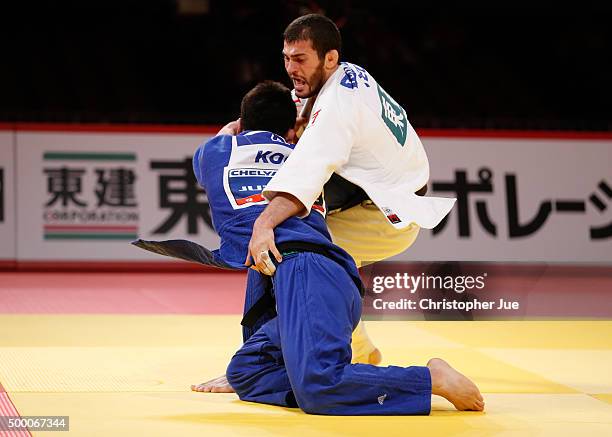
[252,249,263,272]
[260,251,276,275]
[255,251,274,276]
[248,221,278,273]
[256,255,271,275]
[247,244,269,274]
[254,252,267,275]
[269,241,283,263]
[244,251,253,267]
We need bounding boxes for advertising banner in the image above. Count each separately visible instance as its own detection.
[16,130,218,261]
[0,132,15,262]
[12,128,612,264]
[397,137,612,262]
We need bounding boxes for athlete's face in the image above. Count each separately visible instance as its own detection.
[283,39,326,98]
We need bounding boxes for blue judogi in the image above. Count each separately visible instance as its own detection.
[192,130,432,415]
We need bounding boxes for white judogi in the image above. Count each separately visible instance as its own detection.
[280,64,454,362]
[264,62,455,232]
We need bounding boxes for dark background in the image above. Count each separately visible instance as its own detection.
[1,1,610,130]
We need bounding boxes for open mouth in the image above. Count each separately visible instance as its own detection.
[292,77,306,92]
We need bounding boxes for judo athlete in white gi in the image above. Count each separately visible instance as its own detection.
[247,15,484,410]
[195,80,484,414]
[248,14,456,310]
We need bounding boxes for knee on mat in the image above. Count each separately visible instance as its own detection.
[225,354,247,393]
[293,386,336,415]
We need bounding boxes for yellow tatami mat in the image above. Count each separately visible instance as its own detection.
[1,316,611,436]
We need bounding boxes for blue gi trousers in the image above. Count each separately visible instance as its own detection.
[241,269,275,342]
[227,252,432,415]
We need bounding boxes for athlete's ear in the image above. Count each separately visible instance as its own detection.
[285,128,297,144]
[325,50,339,69]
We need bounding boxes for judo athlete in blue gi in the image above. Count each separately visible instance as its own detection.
[191,81,484,415]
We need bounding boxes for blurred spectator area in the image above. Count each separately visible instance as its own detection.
[0,1,610,130]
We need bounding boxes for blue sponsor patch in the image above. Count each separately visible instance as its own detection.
[236,131,292,147]
[340,65,358,89]
[227,168,276,205]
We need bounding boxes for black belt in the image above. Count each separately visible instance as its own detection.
[240,241,365,329]
[324,173,428,214]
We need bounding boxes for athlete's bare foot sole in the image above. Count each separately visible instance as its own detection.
[191,374,235,393]
[427,358,484,411]
[368,348,382,365]
[353,348,383,365]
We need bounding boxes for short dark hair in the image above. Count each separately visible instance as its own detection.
[283,14,341,61]
[240,81,297,137]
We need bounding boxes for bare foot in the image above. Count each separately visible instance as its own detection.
[368,348,382,365]
[427,358,484,411]
[353,348,383,365]
[191,374,235,393]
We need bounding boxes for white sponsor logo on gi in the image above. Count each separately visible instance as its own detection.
[377,394,387,405]
[377,83,408,146]
[229,169,277,177]
[382,98,405,132]
[238,185,266,192]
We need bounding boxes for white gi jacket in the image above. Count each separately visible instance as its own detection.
[264,62,455,230]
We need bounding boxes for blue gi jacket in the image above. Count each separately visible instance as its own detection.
[134,130,362,293]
